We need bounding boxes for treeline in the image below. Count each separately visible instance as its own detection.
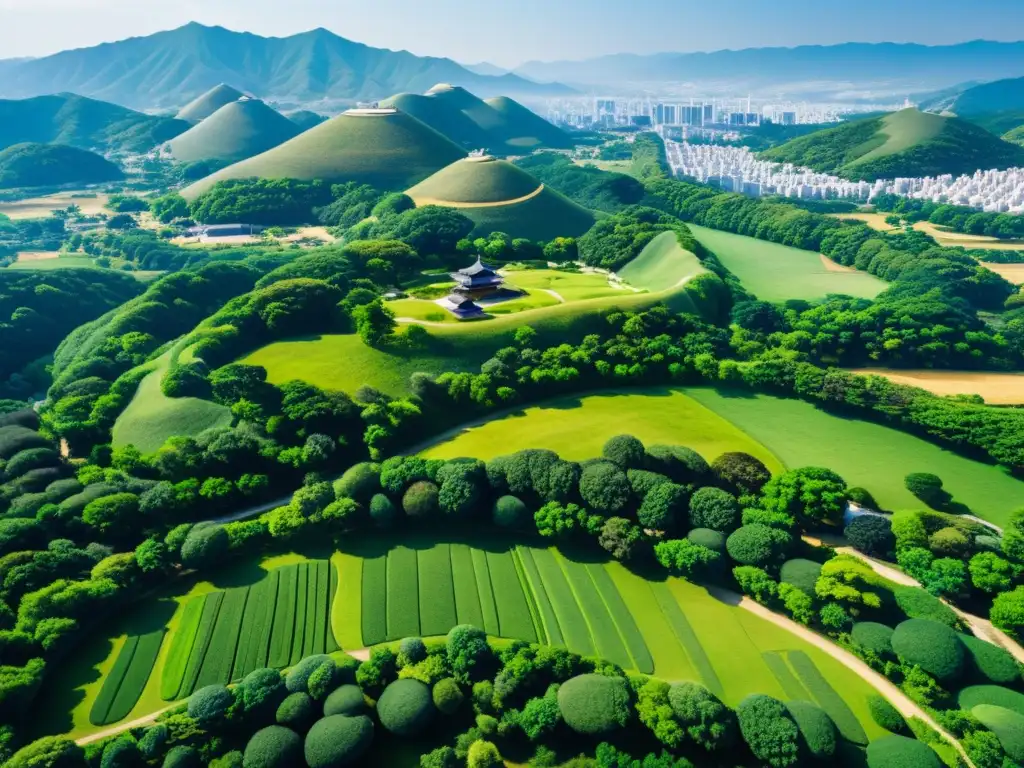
[577,205,697,271]
[513,153,645,212]
[871,193,1024,240]
[0,214,65,263]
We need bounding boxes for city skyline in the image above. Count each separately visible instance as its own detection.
[1,0,1024,68]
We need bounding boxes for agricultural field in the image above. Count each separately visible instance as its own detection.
[830,211,1024,255]
[688,223,888,302]
[852,367,1024,405]
[0,191,109,219]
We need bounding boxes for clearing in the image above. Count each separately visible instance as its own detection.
[851,368,1024,405]
[0,191,109,219]
[687,224,888,302]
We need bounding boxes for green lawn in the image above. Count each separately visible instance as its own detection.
[419,388,784,473]
[688,224,888,302]
[112,352,233,452]
[504,269,623,302]
[618,230,708,291]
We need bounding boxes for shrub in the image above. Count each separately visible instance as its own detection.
[992,586,1024,637]
[600,516,643,561]
[845,515,895,558]
[210,752,243,768]
[557,674,631,735]
[847,486,878,509]
[972,705,1024,762]
[163,746,199,768]
[492,496,528,528]
[893,587,960,628]
[602,435,646,469]
[711,452,772,494]
[627,469,671,498]
[447,624,490,682]
[276,692,316,730]
[579,462,632,515]
[820,601,852,631]
[241,668,286,717]
[655,538,720,576]
[761,467,847,527]
[138,724,169,760]
[466,740,503,768]
[784,700,836,759]
[779,559,822,595]
[736,694,799,767]
[376,679,435,736]
[905,473,945,507]
[323,685,366,717]
[101,736,140,768]
[975,535,1002,553]
[303,715,374,767]
[638,482,687,530]
[865,734,942,768]
[867,694,907,733]
[687,527,726,552]
[958,685,1024,717]
[688,487,740,532]
[286,655,335,694]
[180,524,229,569]
[668,681,736,751]
[368,494,398,528]
[188,684,234,725]
[242,726,302,768]
[398,637,427,666]
[891,511,928,551]
[959,634,1021,685]
[645,445,710,484]
[307,661,339,701]
[518,690,561,741]
[851,622,895,657]
[433,678,465,715]
[929,527,969,557]
[726,524,792,567]
[890,619,965,682]
[333,462,380,502]
[403,481,439,519]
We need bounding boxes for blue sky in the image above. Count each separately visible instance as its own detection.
[1,0,1023,66]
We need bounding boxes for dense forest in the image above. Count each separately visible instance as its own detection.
[0,143,124,189]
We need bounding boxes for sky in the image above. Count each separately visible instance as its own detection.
[1,0,1023,68]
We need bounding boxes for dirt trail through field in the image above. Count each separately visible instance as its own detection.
[411,184,545,209]
[540,289,565,303]
[16,250,61,261]
[77,705,177,745]
[819,254,858,273]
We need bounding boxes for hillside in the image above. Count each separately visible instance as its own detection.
[379,92,493,149]
[176,84,246,121]
[761,108,1024,181]
[935,76,1024,116]
[405,155,595,240]
[0,23,574,110]
[182,107,467,200]
[167,98,300,164]
[285,110,328,131]
[0,143,123,189]
[483,96,573,149]
[0,93,190,153]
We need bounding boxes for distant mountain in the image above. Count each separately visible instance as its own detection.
[0,143,123,189]
[177,84,247,121]
[761,108,1024,181]
[167,99,300,164]
[286,110,329,131]
[463,62,509,77]
[0,23,575,111]
[931,76,1024,116]
[0,93,189,154]
[515,41,1024,94]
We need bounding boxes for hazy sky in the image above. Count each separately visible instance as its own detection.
[2,0,1023,67]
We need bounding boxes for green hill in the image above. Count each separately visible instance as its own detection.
[1004,123,1024,146]
[166,98,300,164]
[945,76,1024,116]
[176,83,246,121]
[483,95,573,149]
[426,84,508,135]
[286,110,328,131]
[379,92,493,149]
[181,107,468,200]
[761,108,1024,181]
[0,143,123,189]
[405,155,595,240]
[0,93,189,153]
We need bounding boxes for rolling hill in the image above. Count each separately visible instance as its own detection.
[0,93,189,154]
[285,110,328,131]
[405,155,595,240]
[0,143,123,189]
[379,92,493,149]
[166,98,300,164]
[761,108,1024,181]
[483,96,573,150]
[182,107,467,200]
[176,84,246,121]
[0,23,574,110]
[926,76,1024,116]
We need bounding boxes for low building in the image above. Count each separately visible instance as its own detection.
[440,293,485,319]
[186,223,265,238]
[450,258,504,299]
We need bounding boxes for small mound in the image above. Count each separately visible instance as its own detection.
[425,84,507,135]
[177,84,246,121]
[183,108,467,199]
[958,684,1024,716]
[0,143,123,189]
[303,714,374,767]
[484,96,573,149]
[167,99,299,164]
[959,633,1021,685]
[972,705,1024,762]
[619,230,706,291]
[406,156,541,204]
[375,679,435,736]
[865,734,942,768]
[890,618,965,683]
[243,725,302,768]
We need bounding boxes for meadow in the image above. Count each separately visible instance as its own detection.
[852,368,1024,405]
[0,191,109,219]
[617,230,707,291]
[688,224,888,302]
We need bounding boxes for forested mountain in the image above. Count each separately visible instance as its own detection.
[0,143,124,189]
[761,109,1024,181]
[927,76,1024,116]
[0,93,189,153]
[0,23,575,110]
[515,40,1024,93]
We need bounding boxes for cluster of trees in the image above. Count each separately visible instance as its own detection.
[0,213,66,263]
[513,153,645,212]
[872,194,1024,240]
[577,206,696,271]
[188,179,335,226]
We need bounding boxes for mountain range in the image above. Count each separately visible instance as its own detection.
[0,24,575,111]
[514,41,1024,96]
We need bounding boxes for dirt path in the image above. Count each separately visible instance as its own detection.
[76,705,177,745]
[411,184,545,209]
[540,288,565,303]
[708,584,973,767]
[819,253,859,273]
[395,317,451,326]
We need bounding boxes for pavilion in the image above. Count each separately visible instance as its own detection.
[449,258,504,300]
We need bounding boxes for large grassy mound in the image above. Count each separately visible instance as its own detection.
[425,84,507,136]
[182,108,468,200]
[0,143,123,189]
[618,230,708,291]
[379,93,492,149]
[761,108,1024,181]
[176,84,246,122]
[483,96,573,149]
[167,99,300,164]
[406,156,595,240]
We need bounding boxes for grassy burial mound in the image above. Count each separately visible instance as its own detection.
[405,155,595,240]
[379,92,493,149]
[425,83,508,137]
[182,108,468,200]
[762,108,1024,181]
[688,223,888,302]
[176,83,246,121]
[0,142,123,189]
[166,98,300,164]
[484,95,573,149]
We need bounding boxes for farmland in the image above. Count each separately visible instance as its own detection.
[688,223,888,302]
[0,191,109,219]
[851,367,1024,405]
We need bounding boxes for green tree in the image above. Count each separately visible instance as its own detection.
[353,300,396,347]
[760,467,847,527]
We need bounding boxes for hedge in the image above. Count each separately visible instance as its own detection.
[645,444,710,484]
[959,633,1021,685]
[162,745,199,768]
[322,685,366,717]
[687,527,726,553]
[276,692,316,731]
[303,715,374,767]
[333,462,379,502]
[557,674,631,735]
[779,559,822,596]
[867,694,907,733]
[376,679,435,736]
[892,587,959,628]
[242,726,302,768]
[851,622,895,657]
[958,685,1024,717]
[971,704,1024,762]
[784,700,837,759]
[890,619,965,683]
[865,734,942,768]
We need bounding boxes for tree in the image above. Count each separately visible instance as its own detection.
[668,681,736,751]
[447,625,490,682]
[688,487,740,532]
[639,483,687,531]
[761,467,847,527]
[969,552,1018,594]
[991,586,1024,637]
[726,524,792,568]
[1003,509,1024,562]
[180,524,229,569]
[904,473,946,507]
[82,493,140,537]
[106,214,137,230]
[599,517,643,561]
[353,300,395,347]
[736,695,799,767]
[602,435,646,469]
[733,566,778,604]
[845,515,895,558]
[711,452,772,494]
[655,539,721,577]
[579,462,632,515]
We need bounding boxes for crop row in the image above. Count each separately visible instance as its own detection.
[762,650,810,701]
[91,629,166,726]
[650,582,723,697]
[160,596,205,700]
[787,650,868,745]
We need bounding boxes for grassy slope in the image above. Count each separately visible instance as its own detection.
[406,157,540,204]
[167,99,299,164]
[688,224,888,302]
[182,110,468,200]
[483,96,573,149]
[851,109,945,165]
[618,230,708,291]
[176,84,245,121]
[379,93,492,149]
[452,186,596,241]
[112,352,232,452]
[503,269,623,302]
[0,143,123,189]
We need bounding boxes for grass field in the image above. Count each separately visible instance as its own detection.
[504,269,623,302]
[618,230,708,291]
[0,191,109,219]
[851,368,1024,405]
[112,352,232,452]
[688,224,888,302]
[852,109,945,166]
[6,256,101,270]
[419,388,784,473]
